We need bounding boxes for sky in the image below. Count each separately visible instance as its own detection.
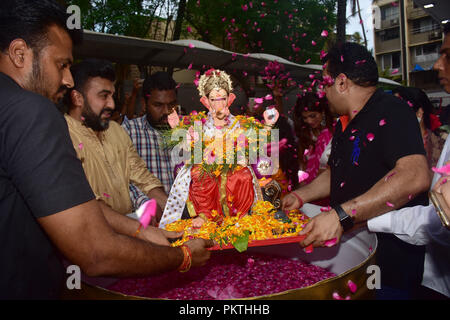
[346,0,375,52]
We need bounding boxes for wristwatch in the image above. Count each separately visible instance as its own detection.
[333,204,354,232]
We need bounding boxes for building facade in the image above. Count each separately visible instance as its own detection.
[372,0,444,96]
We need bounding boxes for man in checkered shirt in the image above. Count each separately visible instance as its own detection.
[122,72,178,210]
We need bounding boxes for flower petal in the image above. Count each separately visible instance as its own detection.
[366,133,375,142]
[324,238,337,247]
[432,164,450,175]
[347,280,357,293]
[379,119,387,126]
[298,170,309,183]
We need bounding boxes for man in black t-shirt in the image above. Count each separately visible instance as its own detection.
[0,0,212,299]
[282,42,431,299]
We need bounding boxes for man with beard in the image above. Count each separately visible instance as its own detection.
[0,0,212,299]
[65,59,169,220]
[122,72,178,209]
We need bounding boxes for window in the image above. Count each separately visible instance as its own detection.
[381,5,399,21]
[412,17,440,34]
[380,52,401,70]
[415,43,441,56]
[391,52,401,69]
[381,27,400,41]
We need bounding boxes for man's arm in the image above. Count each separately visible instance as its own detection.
[299,154,431,247]
[282,168,331,210]
[38,199,212,277]
[98,200,181,246]
[340,154,431,223]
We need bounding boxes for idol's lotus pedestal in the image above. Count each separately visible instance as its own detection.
[61,204,378,300]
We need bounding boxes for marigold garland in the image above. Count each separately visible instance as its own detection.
[165,200,309,249]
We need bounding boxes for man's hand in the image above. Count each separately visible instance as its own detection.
[138,226,183,246]
[184,238,215,267]
[282,192,301,211]
[299,210,343,247]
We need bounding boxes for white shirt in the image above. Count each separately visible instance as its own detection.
[368,137,450,297]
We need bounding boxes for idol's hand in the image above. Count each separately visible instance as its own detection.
[168,109,180,128]
[192,216,206,228]
[263,107,279,126]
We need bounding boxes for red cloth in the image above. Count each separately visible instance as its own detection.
[189,165,255,221]
[429,114,442,131]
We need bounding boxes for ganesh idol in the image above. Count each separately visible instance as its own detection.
[159,69,280,229]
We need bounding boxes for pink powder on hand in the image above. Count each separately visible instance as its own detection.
[108,252,336,300]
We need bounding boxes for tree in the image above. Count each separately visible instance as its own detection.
[336,0,367,47]
[184,0,337,64]
[336,0,347,44]
[172,0,186,41]
[67,0,168,38]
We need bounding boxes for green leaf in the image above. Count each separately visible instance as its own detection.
[231,230,250,253]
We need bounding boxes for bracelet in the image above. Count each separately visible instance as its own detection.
[133,223,142,238]
[291,192,304,208]
[178,245,192,273]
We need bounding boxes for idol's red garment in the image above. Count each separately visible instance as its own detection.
[189,165,255,221]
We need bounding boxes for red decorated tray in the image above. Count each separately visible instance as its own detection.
[208,234,308,251]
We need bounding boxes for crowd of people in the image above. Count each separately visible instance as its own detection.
[1,0,449,300]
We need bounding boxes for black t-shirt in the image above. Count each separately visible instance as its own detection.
[0,72,95,299]
[328,88,427,291]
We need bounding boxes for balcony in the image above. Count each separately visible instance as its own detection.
[374,35,401,53]
[409,29,442,46]
[406,6,427,20]
[380,17,400,29]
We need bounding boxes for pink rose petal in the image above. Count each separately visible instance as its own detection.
[103,193,111,198]
[386,201,394,208]
[321,30,329,37]
[385,172,396,181]
[347,280,357,293]
[324,238,337,247]
[298,170,309,183]
[304,245,314,254]
[366,133,375,142]
[136,199,157,229]
[340,182,345,188]
[432,164,450,175]
[78,143,83,150]
[351,209,357,216]
[332,292,343,300]
[379,119,387,126]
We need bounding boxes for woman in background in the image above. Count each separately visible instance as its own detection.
[293,92,334,186]
[393,86,444,168]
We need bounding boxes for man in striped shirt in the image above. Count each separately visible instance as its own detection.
[122,72,178,210]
